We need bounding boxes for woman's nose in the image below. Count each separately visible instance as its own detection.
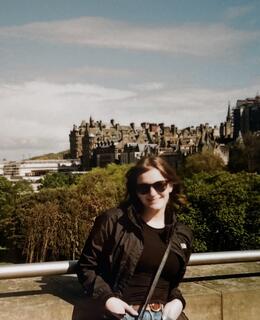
[149,186,157,195]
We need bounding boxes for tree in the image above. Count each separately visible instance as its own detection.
[6,163,259,262]
[77,163,130,213]
[39,172,80,189]
[228,133,260,173]
[0,177,14,248]
[0,177,33,261]
[183,150,225,177]
[181,171,260,252]
[12,163,131,262]
[228,139,248,172]
[243,133,260,172]
[13,188,89,262]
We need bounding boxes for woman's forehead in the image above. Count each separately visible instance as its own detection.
[137,167,165,183]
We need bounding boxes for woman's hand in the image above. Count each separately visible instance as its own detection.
[105,297,139,316]
[162,299,183,320]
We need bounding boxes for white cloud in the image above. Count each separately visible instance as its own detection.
[0,81,135,160]
[69,66,136,78]
[130,82,164,91]
[1,79,260,160]
[0,17,258,57]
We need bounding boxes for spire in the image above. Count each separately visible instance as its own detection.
[226,102,231,122]
[89,115,95,128]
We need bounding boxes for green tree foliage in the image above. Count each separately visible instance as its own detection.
[181,171,260,252]
[15,188,91,262]
[228,133,260,173]
[0,177,32,256]
[2,163,259,262]
[183,150,225,177]
[0,177,13,217]
[12,163,131,262]
[77,163,130,216]
[228,140,248,172]
[0,177,14,248]
[39,172,80,189]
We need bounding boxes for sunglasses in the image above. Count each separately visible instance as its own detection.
[136,180,169,195]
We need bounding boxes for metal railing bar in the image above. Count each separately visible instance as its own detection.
[188,250,260,265]
[183,271,260,282]
[0,250,259,280]
[0,260,75,280]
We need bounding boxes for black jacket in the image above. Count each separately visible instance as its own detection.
[76,205,193,308]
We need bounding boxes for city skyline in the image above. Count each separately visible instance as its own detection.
[1,0,260,160]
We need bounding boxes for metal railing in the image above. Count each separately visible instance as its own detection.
[0,250,259,280]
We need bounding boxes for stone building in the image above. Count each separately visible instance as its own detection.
[220,103,233,140]
[70,117,221,170]
[233,95,260,139]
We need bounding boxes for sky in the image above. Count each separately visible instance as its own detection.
[1,0,260,160]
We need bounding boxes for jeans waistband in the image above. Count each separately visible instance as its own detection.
[131,303,164,312]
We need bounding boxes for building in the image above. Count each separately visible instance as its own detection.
[233,95,260,139]
[220,103,233,140]
[0,162,4,176]
[1,159,80,185]
[70,118,221,170]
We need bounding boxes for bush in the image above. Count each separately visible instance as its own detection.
[0,177,33,261]
[4,164,260,262]
[39,172,80,189]
[183,150,225,177]
[181,171,260,252]
[12,164,131,262]
[228,133,260,173]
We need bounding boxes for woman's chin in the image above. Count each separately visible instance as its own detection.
[145,202,164,211]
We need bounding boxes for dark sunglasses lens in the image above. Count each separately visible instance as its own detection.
[136,184,150,194]
[136,181,168,194]
[153,181,168,192]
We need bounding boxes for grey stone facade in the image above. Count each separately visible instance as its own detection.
[70,117,222,170]
[233,95,260,139]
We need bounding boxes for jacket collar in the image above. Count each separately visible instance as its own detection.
[125,203,177,242]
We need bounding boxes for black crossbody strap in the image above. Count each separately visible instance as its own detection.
[137,239,172,320]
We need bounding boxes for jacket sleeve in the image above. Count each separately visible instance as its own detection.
[76,212,116,304]
[168,224,193,308]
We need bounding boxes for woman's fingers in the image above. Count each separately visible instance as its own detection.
[163,299,183,320]
[105,297,138,316]
[105,297,126,314]
[124,304,139,316]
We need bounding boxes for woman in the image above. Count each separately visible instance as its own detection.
[77,156,193,320]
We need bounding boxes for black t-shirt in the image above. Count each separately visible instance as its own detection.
[122,222,181,304]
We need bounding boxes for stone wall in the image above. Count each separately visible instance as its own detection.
[0,262,259,320]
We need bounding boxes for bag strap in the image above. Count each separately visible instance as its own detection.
[137,238,172,320]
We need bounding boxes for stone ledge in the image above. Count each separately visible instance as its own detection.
[181,276,260,320]
[0,262,259,320]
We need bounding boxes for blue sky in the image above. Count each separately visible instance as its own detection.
[0,0,260,160]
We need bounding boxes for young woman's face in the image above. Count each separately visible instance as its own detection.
[136,167,173,212]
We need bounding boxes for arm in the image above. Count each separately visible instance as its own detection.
[76,212,138,317]
[163,224,193,319]
[76,213,115,303]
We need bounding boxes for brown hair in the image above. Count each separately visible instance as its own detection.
[125,156,185,212]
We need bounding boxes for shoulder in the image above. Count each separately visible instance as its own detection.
[90,207,125,237]
[175,222,193,246]
[98,207,124,220]
[94,207,125,226]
